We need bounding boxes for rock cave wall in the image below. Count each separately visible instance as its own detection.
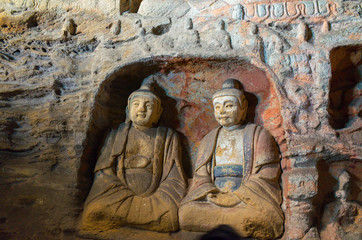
[0,0,361,239]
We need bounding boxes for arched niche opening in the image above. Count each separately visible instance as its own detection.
[77,57,284,201]
[328,45,361,130]
[314,158,361,231]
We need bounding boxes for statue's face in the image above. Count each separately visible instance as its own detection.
[129,95,161,128]
[213,96,244,127]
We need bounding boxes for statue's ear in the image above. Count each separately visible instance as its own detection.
[241,98,248,122]
[125,106,131,123]
[243,98,248,112]
[152,105,163,126]
[158,105,163,117]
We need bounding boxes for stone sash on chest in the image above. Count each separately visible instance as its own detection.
[211,124,256,191]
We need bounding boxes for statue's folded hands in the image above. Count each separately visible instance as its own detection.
[206,192,241,207]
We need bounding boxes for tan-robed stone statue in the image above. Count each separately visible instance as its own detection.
[80,83,186,232]
[179,79,284,240]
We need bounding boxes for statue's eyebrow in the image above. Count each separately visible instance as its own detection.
[224,100,235,104]
[213,99,223,104]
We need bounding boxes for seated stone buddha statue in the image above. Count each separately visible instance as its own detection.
[179,79,284,240]
[80,83,186,232]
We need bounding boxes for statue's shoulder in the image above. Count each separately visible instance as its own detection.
[108,122,127,131]
[194,127,220,170]
[198,127,220,152]
[201,127,220,142]
[245,122,262,131]
[253,124,275,141]
[102,123,131,143]
[245,123,273,138]
[157,126,177,136]
[249,123,280,166]
[109,122,128,135]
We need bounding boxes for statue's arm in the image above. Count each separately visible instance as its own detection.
[232,127,282,209]
[160,130,187,199]
[94,127,118,172]
[180,163,218,205]
[85,127,133,206]
[181,128,223,204]
[251,128,281,182]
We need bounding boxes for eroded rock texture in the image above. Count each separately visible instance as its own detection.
[0,0,361,239]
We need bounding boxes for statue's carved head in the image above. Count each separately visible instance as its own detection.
[212,79,248,127]
[126,83,163,128]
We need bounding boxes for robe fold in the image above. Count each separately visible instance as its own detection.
[179,123,284,240]
[80,123,186,232]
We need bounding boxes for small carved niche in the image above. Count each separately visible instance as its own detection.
[328,46,361,130]
[77,57,283,201]
[314,159,361,230]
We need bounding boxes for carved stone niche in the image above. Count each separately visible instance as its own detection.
[315,159,362,240]
[328,46,361,132]
[77,56,284,238]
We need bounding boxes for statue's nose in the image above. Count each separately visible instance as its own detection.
[138,104,146,111]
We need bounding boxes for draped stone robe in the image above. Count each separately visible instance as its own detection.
[179,123,284,240]
[80,123,186,232]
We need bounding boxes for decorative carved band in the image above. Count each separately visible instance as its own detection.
[233,1,340,22]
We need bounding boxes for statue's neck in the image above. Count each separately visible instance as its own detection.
[222,124,243,131]
[129,123,157,139]
[132,123,151,132]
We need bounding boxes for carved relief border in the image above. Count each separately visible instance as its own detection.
[238,0,340,22]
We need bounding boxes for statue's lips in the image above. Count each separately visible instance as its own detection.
[218,116,230,120]
[136,113,146,118]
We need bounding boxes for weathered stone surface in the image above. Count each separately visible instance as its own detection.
[286,168,318,200]
[320,171,362,240]
[138,0,191,18]
[138,0,349,23]
[0,0,361,239]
